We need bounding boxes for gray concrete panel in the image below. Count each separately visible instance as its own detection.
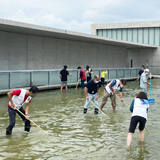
[8,59,27,70]
[0,60,8,70]
[57,39,69,51]
[28,35,43,49]
[9,47,27,60]
[0,45,9,60]
[27,60,43,70]
[43,37,58,50]
[0,31,9,46]
[28,48,43,61]
[9,32,27,47]
[80,42,90,52]
[69,41,80,51]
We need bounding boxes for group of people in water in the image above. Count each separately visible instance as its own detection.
[6,65,151,146]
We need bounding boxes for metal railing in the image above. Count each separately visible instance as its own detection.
[0,68,142,90]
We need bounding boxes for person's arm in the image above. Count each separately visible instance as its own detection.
[96,88,100,100]
[146,81,151,85]
[143,76,151,85]
[130,99,135,112]
[137,74,140,81]
[109,80,116,94]
[84,87,89,100]
[59,74,61,79]
[89,69,93,75]
[109,85,115,94]
[25,103,30,120]
[68,73,72,77]
[79,71,83,79]
[105,71,108,78]
[7,91,15,108]
[119,91,123,102]
[67,71,72,77]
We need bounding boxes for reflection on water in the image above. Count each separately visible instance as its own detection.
[0,79,160,159]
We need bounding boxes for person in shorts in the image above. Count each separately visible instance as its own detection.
[127,92,149,146]
[100,79,126,111]
[59,65,72,91]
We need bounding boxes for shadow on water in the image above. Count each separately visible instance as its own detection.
[0,79,160,159]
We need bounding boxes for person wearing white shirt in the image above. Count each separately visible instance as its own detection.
[127,92,149,146]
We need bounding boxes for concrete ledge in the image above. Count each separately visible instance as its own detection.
[91,21,160,30]
[0,18,157,49]
[0,77,138,96]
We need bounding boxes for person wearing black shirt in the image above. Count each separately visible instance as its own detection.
[86,65,93,82]
[83,75,101,114]
[59,65,72,91]
[137,65,145,85]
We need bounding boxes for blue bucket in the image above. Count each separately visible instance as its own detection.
[148,99,155,103]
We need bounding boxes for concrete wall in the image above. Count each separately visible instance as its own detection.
[0,30,129,70]
[129,47,160,68]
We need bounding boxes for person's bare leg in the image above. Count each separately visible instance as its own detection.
[139,130,144,142]
[112,106,116,111]
[65,86,68,91]
[60,86,63,91]
[127,132,133,146]
[100,103,105,110]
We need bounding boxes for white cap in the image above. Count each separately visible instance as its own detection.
[144,69,149,73]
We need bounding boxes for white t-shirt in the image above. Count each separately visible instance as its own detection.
[131,98,149,120]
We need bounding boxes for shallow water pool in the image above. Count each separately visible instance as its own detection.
[0,79,160,160]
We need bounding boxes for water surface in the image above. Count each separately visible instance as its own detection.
[0,79,160,160]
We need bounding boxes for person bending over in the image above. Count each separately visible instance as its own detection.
[100,79,126,111]
[84,75,101,114]
[6,86,39,135]
[127,92,149,146]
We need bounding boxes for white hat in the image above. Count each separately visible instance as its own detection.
[144,69,149,73]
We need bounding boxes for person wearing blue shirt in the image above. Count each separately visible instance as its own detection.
[100,79,126,111]
[137,65,145,85]
[84,75,101,114]
[127,92,149,146]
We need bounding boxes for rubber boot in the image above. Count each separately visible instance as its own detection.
[94,108,99,114]
[25,120,31,132]
[84,108,87,114]
[6,129,12,135]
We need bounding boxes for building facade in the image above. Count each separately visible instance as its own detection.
[91,21,160,46]
[0,19,158,70]
[91,22,160,68]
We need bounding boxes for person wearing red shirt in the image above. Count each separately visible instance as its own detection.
[77,66,86,89]
[6,86,39,135]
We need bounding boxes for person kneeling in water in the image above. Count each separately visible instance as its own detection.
[127,92,149,146]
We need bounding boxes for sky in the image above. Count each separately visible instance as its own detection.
[0,0,160,34]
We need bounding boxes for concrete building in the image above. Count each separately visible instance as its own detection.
[0,19,158,70]
[91,22,160,68]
